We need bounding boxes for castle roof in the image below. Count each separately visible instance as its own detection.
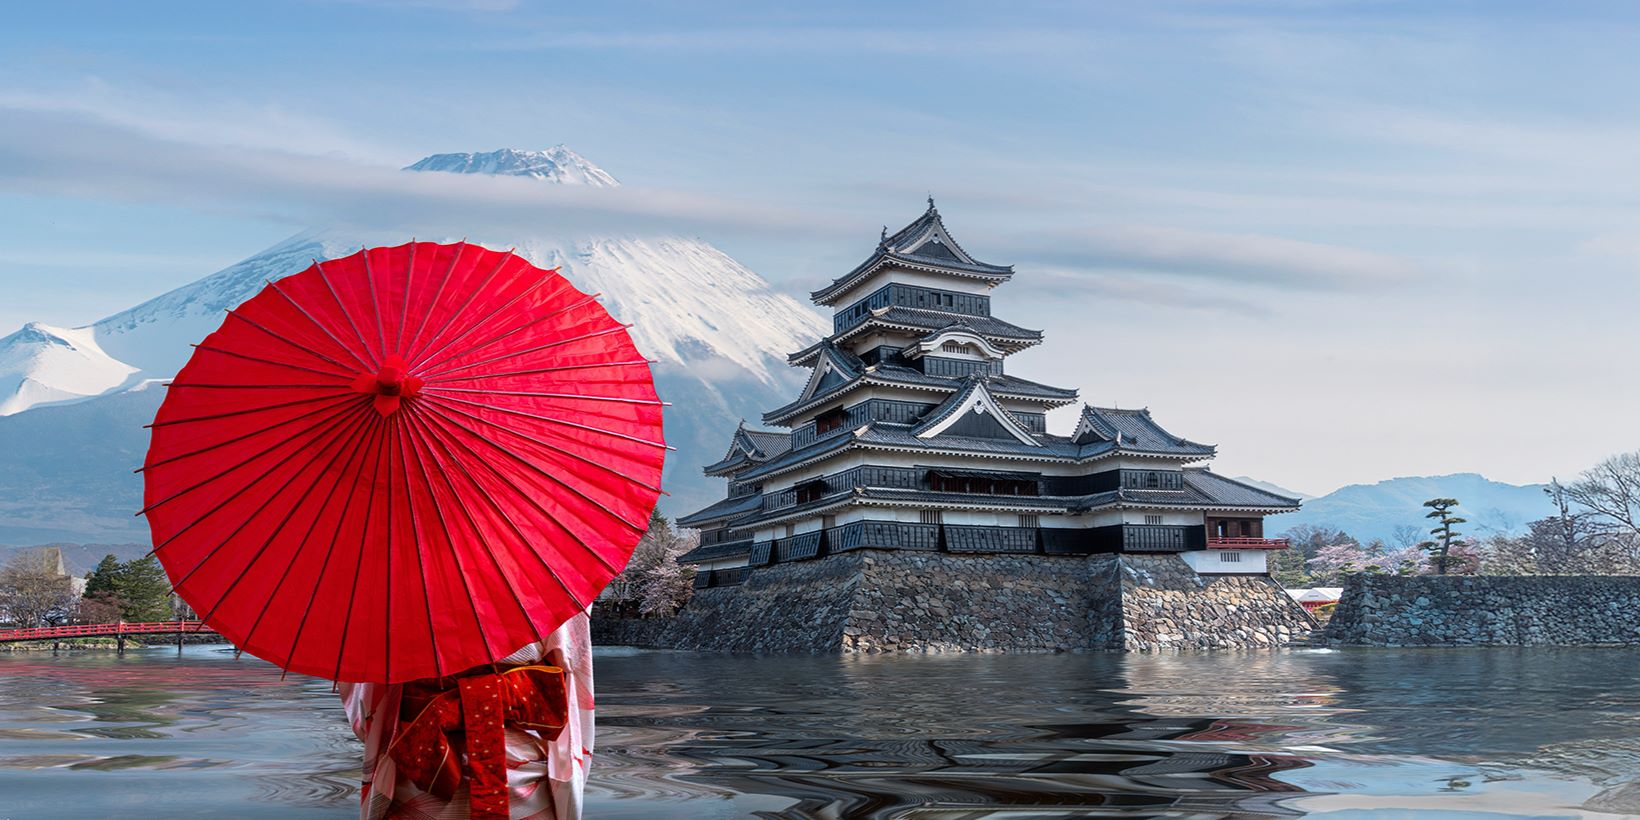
[702,422,794,476]
[811,200,1014,306]
[763,363,1077,425]
[1074,405,1215,454]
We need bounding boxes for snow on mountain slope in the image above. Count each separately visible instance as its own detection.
[0,322,137,415]
[0,146,826,539]
[405,146,620,186]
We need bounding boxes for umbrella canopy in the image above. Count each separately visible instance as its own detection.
[141,241,666,683]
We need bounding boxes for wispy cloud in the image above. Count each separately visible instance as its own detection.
[1010,225,1419,291]
[0,105,843,240]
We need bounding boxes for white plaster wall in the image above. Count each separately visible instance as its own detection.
[1181,550,1269,574]
[1121,509,1204,526]
[828,267,995,306]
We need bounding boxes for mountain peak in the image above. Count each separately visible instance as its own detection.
[403,146,620,187]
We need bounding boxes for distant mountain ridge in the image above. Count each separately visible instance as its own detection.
[1274,473,1553,544]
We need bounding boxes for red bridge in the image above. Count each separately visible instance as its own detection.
[0,621,219,644]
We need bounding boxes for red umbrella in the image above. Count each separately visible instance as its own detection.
[141,241,666,683]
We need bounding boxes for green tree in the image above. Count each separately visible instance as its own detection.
[84,554,121,596]
[78,553,127,623]
[114,556,174,621]
[1419,498,1467,575]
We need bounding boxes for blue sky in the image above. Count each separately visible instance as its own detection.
[2,0,1639,495]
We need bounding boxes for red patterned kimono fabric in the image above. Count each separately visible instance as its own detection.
[387,665,568,820]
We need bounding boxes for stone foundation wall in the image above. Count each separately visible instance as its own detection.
[595,550,1315,653]
[1118,555,1315,650]
[1326,575,1640,646]
[843,552,1122,653]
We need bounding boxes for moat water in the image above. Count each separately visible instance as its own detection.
[0,645,1637,818]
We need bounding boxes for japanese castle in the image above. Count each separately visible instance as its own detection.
[678,201,1299,586]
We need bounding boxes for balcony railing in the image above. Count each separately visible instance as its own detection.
[1207,537,1290,550]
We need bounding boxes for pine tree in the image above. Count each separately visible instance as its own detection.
[1419,498,1467,575]
[114,556,174,621]
[84,554,121,596]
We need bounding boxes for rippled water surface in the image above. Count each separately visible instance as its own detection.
[1,645,1638,818]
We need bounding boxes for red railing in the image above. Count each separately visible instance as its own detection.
[0,621,218,643]
[1207,537,1291,550]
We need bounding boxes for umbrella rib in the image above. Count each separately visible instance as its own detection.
[330,421,390,683]
[265,278,373,372]
[413,293,599,379]
[237,412,381,664]
[140,395,357,472]
[408,273,562,374]
[421,395,663,494]
[142,397,366,520]
[190,404,377,626]
[418,325,629,382]
[223,310,359,373]
[422,359,652,385]
[312,257,380,366]
[393,417,447,678]
[176,404,369,606]
[410,408,631,576]
[409,408,591,612]
[171,382,351,390]
[192,343,356,380]
[395,243,416,358]
[398,409,508,663]
[279,419,386,679]
[362,248,389,361]
[147,405,370,562]
[401,240,467,362]
[426,393,668,450]
[401,405,552,638]
[405,250,515,368]
[421,387,665,405]
[381,421,394,683]
[416,401,652,524]
[147,392,351,429]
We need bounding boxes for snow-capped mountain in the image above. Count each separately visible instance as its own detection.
[0,147,826,543]
[405,146,620,186]
[0,322,137,415]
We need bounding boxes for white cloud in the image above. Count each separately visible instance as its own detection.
[1011,224,1419,290]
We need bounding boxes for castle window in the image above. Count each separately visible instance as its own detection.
[1144,514,1163,526]
[814,407,849,434]
[794,479,828,504]
[920,509,943,525]
[941,340,969,355]
[1239,520,1253,536]
[1220,551,1242,563]
[1018,514,1040,528]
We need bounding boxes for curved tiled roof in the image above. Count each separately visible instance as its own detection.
[762,364,1076,425]
[812,203,1013,305]
[676,492,764,527]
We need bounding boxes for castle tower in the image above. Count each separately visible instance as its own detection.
[678,201,1299,588]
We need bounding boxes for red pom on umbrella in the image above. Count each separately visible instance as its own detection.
[140,241,666,683]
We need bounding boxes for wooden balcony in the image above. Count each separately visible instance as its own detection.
[1207,537,1290,550]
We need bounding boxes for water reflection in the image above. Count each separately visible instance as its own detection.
[1,646,1638,817]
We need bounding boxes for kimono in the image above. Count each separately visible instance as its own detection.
[339,611,595,820]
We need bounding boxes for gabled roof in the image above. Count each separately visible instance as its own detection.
[702,422,793,476]
[1073,405,1215,456]
[911,377,1041,446]
[762,363,1078,426]
[789,308,1043,366]
[812,200,1014,306]
[900,322,1008,360]
[676,492,765,528]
